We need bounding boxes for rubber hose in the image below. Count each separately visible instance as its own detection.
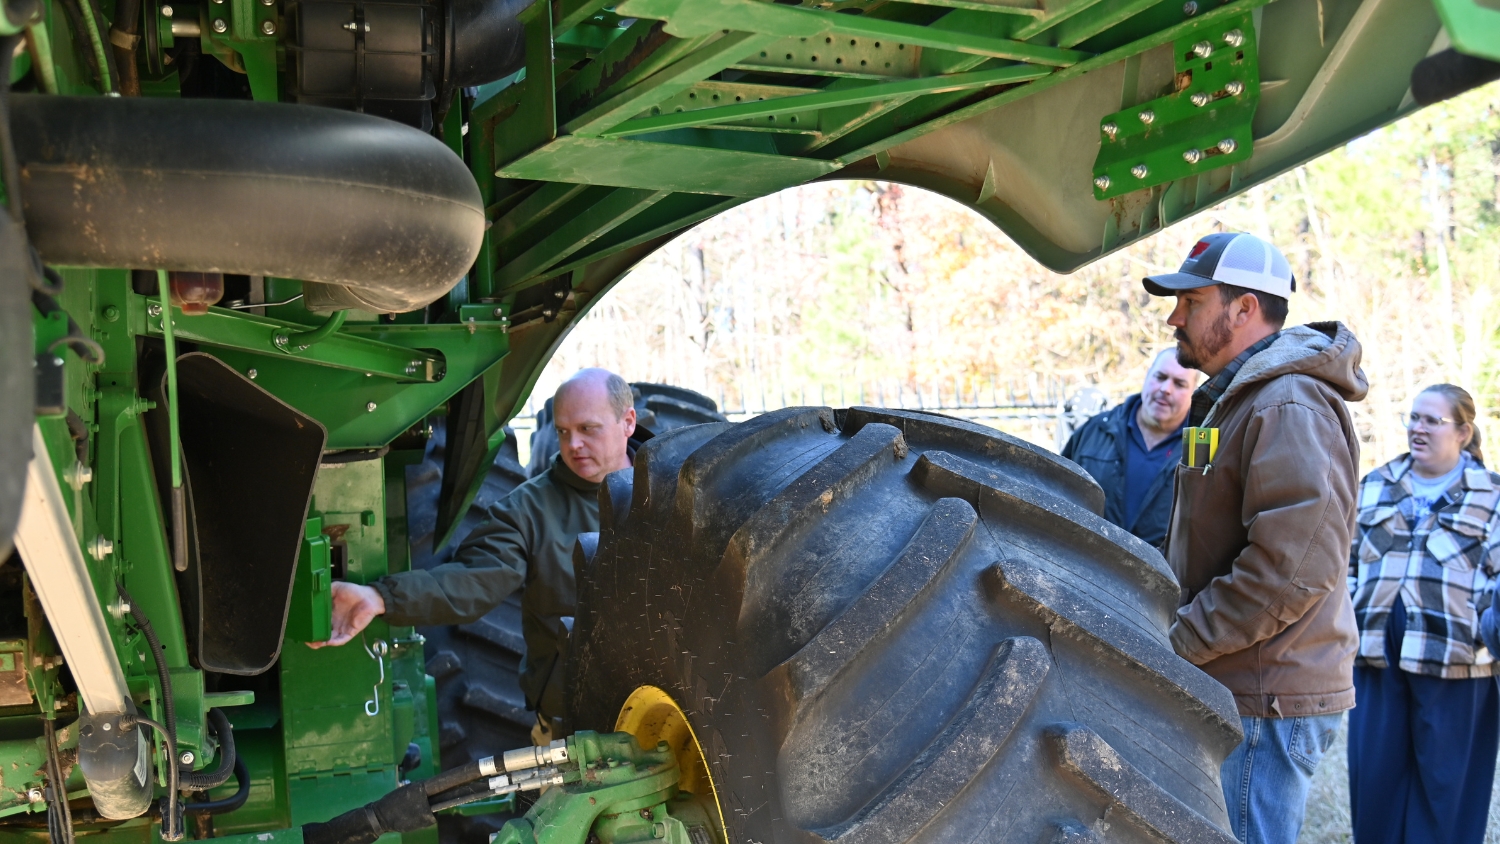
[186,757,249,815]
[1411,48,1500,107]
[418,760,487,797]
[178,709,236,791]
[119,714,182,841]
[115,584,174,743]
[301,782,436,844]
[109,0,141,96]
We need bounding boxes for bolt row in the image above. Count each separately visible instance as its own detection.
[1093,138,1238,191]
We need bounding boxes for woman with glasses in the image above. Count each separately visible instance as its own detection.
[1347,383,1499,844]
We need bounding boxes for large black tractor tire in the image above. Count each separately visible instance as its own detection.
[526,382,728,477]
[404,420,531,844]
[570,407,1243,844]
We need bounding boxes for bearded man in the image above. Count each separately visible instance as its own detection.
[1145,232,1365,844]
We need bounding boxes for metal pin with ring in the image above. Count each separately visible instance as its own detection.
[362,635,388,716]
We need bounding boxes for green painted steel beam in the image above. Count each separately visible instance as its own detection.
[141,303,443,383]
[492,182,593,249]
[543,194,745,279]
[562,31,782,136]
[555,0,613,33]
[820,0,1274,164]
[212,323,508,449]
[497,135,840,195]
[900,0,1044,17]
[731,34,924,80]
[495,188,672,290]
[1433,0,1500,62]
[614,0,1091,66]
[601,64,1051,137]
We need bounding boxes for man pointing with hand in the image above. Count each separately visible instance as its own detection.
[311,368,638,743]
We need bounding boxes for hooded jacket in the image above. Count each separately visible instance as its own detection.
[1164,322,1368,718]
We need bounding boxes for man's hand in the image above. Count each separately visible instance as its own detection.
[308,582,386,648]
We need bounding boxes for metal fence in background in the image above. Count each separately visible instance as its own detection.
[510,377,1120,467]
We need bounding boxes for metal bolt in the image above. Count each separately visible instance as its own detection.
[102,305,121,322]
[1190,91,1210,107]
[366,401,377,412]
[26,789,43,803]
[1191,40,1212,58]
[65,463,93,488]
[492,307,505,318]
[1182,148,1203,164]
[180,751,195,766]
[553,290,565,299]
[260,19,275,34]
[1093,175,1110,191]
[1182,0,1197,14]
[1217,138,1238,154]
[147,303,163,317]
[1225,80,1244,96]
[102,721,111,731]
[1137,110,1155,125]
[273,334,289,348]
[342,21,369,31]
[1223,29,1244,47]
[247,368,258,379]
[1131,163,1149,179]
[1101,121,1118,140]
[542,308,555,318]
[88,535,114,561]
[260,0,273,5]
[161,4,172,15]
[212,18,227,31]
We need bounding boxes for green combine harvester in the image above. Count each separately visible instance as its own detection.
[0,0,1495,842]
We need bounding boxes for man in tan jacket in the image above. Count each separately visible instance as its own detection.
[1145,232,1365,844]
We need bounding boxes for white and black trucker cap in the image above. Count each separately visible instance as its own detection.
[1143,232,1296,298]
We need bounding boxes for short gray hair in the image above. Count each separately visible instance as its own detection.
[603,373,633,419]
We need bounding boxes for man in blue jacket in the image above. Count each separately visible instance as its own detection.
[1062,349,1198,546]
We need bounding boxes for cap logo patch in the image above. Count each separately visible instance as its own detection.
[1188,240,1211,258]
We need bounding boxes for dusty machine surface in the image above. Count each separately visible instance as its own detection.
[0,0,1495,843]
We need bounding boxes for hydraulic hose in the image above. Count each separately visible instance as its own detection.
[186,757,250,815]
[179,709,236,791]
[302,783,435,844]
[118,714,182,841]
[43,718,74,844]
[107,0,140,95]
[113,584,173,741]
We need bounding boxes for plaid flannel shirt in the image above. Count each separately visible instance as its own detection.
[1349,454,1500,678]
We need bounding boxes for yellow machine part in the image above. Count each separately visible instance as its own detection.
[615,685,727,838]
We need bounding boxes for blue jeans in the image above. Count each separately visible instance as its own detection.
[1221,713,1342,844]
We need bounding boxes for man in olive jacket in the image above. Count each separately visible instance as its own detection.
[1145,232,1364,844]
[311,368,637,742]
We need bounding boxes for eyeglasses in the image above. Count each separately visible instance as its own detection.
[1403,412,1455,430]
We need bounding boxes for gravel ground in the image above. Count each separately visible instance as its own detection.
[1296,714,1500,844]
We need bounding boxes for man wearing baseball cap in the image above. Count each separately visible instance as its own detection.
[1146,232,1366,844]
